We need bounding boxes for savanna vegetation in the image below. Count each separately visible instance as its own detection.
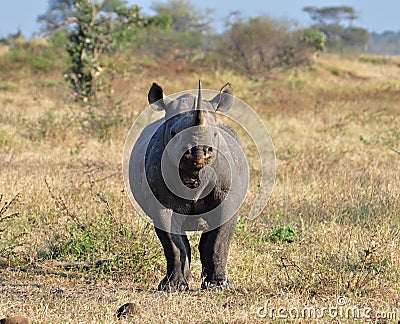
[0,0,399,322]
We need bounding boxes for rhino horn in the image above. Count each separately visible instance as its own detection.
[196,80,206,126]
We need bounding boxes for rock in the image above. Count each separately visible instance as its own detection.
[0,316,29,324]
[116,302,139,319]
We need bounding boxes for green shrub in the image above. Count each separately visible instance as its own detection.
[0,41,64,73]
[269,225,297,243]
[301,29,326,52]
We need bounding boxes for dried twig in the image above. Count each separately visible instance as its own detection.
[389,146,400,155]
[44,179,81,225]
[45,178,72,217]
[0,193,20,220]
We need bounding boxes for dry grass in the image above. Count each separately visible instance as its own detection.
[1,49,400,323]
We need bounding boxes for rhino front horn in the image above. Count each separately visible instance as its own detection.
[196,80,206,126]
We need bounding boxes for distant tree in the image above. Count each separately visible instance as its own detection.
[133,0,215,61]
[150,0,214,34]
[367,31,400,55]
[38,0,143,100]
[303,6,368,52]
[303,6,356,26]
[342,27,369,49]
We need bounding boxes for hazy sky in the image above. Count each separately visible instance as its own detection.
[1,0,399,38]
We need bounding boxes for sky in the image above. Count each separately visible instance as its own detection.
[1,0,399,38]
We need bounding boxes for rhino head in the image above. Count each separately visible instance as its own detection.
[148,81,234,184]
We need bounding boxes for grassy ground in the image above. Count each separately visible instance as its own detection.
[1,43,400,322]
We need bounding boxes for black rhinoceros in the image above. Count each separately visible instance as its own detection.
[128,81,249,291]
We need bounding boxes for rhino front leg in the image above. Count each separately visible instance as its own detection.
[155,227,192,292]
[199,213,238,290]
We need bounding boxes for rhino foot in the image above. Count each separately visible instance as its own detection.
[201,278,233,291]
[158,275,189,292]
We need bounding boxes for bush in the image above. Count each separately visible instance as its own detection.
[301,29,326,52]
[133,26,207,61]
[269,225,297,243]
[0,39,65,74]
[217,16,319,77]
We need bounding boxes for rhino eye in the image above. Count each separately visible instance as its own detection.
[213,132,218,137]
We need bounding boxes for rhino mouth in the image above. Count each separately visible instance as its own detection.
[182,146,214,170]
[183,177,200,189]
[180,156,211,171]
[193,159,207,168]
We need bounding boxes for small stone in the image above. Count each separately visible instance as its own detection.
[116,302,139,319]
[0,316,29,324]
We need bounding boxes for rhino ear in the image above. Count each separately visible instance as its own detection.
[210,83,233,112]
[148,82,166,111]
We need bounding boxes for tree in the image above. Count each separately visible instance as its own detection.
[367,31,400,55]
[38,0,77,31]
[38,0,143,100]
[303,6,368,52]
[133,0,215,61]
[342,27,369,49]
[38,0,129,31]
[150,0,214,34]
[303,6,356,26]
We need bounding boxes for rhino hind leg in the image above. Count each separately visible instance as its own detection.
[155,228,192,292]
[199,213,238,290]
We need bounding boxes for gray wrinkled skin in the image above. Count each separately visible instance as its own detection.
[128,82,249,292]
